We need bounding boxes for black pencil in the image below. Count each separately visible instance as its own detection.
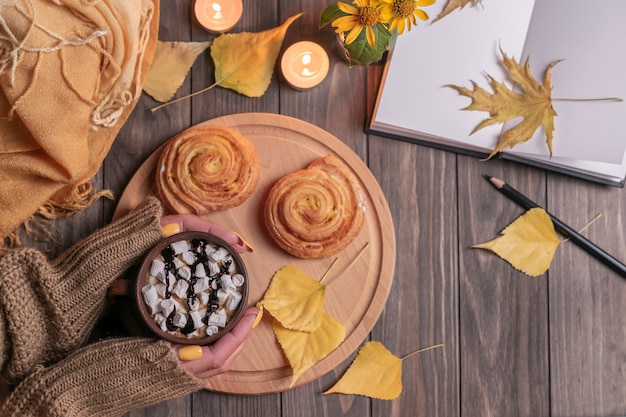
[484,175,626,278]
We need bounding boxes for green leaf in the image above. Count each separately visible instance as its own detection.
[343,23,391,66]
[320,3,345,28]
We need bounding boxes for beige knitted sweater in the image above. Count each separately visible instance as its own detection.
[0,198,204,416]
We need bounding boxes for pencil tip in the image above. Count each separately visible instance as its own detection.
[490,176,505,188]
[483,174,505,188]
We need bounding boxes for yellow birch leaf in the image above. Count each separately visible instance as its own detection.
[259,265,325,332]
[472,207,561,276]
[144,40,212,102]
[272,314,345,387]
[324,341,402,400]
[434,0,483,22]
[211,13,302,97]
[447,50,560,159]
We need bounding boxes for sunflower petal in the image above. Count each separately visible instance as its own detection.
[337,1,358,14]
[365,26,376,48]
[415,9,429,21]
[345,25,364,44]
[332,15,359,32]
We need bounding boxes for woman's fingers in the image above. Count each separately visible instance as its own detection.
[175,307,258,379]
[161,214,252,253]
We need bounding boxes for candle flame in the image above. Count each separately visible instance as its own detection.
[300,53,315,77]
[211,2,223,20]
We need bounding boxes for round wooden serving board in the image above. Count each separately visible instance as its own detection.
[113,112,395,394]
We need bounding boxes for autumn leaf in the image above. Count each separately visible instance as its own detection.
[211,13,302,97]
[144,40,212,102]
[473,207,561,276]
[447,50,560,159]
[434,0,483,22]
[259,265,325,332]
[323,341,445,400]
[273,315,345,386]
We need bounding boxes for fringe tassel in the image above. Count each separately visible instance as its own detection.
[2,182,114,252]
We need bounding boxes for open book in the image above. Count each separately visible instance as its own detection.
[368,0,626,186]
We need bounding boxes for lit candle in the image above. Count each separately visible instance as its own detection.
[194,0,243,33]
[280,41,330,90]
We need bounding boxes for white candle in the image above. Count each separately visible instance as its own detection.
[280,41,330,90]
[194,0,243,33]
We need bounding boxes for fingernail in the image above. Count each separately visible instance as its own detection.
[178,345,203,361]
[233,231,254,252]
[251,304,264,329]
[162,223,181,237]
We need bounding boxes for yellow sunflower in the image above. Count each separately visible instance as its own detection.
[379,0,435,34]
[332,0,385,48]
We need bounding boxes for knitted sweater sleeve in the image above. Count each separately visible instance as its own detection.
[0,197,165,381]
[0,338,203,417]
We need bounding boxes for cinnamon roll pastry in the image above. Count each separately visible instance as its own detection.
[156,125,260,214]
[264,154,366,259]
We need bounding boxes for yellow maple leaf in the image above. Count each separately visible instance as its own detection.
[273,315,345,387]
[211,13,302,97]
[259,265,325,332]
[472,207,561,276]
[447,50,561,159]
[144,40,212,102]
[434,0,483,22]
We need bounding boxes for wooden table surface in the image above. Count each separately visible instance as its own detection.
[22,1,626,416]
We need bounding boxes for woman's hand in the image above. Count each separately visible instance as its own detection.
[174,307,258,378]
[161,214,252,253]
[161,213,256,378]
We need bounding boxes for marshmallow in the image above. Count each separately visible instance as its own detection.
[161,299,176,318]
[198,292,210,305]
[173,312,187,328]
[226,256,237,273]
[178,266,192,281]
[210,246,229,262]
[171,240,189,255]
[216,289,229,305]
[181,250,196,265]
[173,257,184,270]
[207,260,220,276]
[190,311,204,329]
[150,259,166,278]
[173,279,189,299]
[226,290,242,311]
[207,325,219,336]
[154,313,166,327]
[232,273,245,286]
[208,309,227,327]
[204,244,216,256]
[167,272,176,292]
[195,263,207,278]
[146,301,162,315]
[220,274,237,293]
[154,282,167,298]
[188,296,200,311]
[142,284,159,304]
[194,276,210,293]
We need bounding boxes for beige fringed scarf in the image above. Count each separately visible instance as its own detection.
[0,0,159,245]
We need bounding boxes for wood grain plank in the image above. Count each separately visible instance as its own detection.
[189,0,280,126]
[276,2,372,416]
[547,174,626,417]
[457,158,551,417]
[368,136,459,417]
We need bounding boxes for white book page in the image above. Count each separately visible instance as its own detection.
[504,0,626,167]
[374,0,536,151]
